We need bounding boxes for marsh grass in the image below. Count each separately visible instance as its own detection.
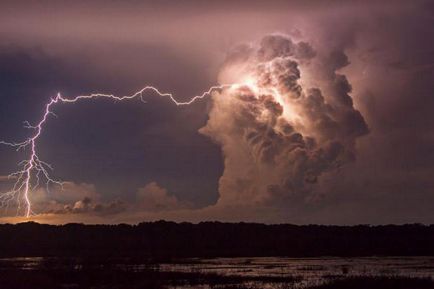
[309,275,434,289]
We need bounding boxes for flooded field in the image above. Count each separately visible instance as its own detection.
[160,256,434,287]
[0,256,433,288]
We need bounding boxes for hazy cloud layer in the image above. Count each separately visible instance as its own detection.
[28,182,125,216]
[0,176,15,182]
[137,182,191,211]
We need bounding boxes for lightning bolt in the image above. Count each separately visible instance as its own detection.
[0,84,231,217]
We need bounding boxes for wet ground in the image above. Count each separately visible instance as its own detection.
[0,256,433,288]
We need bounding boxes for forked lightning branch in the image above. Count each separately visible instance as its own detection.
[0,84,231,217]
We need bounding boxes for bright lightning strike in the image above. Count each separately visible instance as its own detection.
[0,84,231,217]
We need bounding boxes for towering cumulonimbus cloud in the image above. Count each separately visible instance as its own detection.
[200,34,368,206]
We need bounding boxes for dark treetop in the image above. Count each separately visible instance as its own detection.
[1,221,433,258]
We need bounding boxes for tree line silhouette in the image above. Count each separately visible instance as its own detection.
[0,221,433,258]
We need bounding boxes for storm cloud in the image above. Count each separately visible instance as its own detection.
[201,34,368,206]
[0,0,433,224]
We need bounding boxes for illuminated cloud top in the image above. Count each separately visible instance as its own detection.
[202,34,368,206]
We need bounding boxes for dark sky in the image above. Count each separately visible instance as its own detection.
[0,0,433,224]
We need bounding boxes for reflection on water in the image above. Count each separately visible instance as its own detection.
[0,256,433,288]
[0,257,44,270]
